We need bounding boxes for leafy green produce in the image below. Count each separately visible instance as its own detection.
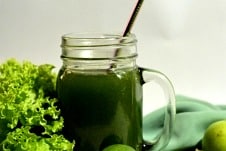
[0,59,75,151]
[1,126,73,151]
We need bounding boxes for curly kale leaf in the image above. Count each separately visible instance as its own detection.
[0,59,75,150]
[1,126,74,151]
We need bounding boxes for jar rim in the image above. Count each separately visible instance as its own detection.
[61,32,137,47]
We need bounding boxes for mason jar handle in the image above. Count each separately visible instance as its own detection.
[139,67,176,151]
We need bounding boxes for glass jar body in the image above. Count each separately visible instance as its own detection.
[57,33,143,151]
[57,33,176,151]
[57,64,143,151]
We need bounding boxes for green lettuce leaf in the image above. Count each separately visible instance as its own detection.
[0,59,75,150]
[1,126,74,151]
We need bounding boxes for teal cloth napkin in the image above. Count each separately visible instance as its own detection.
[143,95,226,151]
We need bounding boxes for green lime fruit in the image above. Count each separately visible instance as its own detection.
[202,120,226,151]
[102,144,136,151]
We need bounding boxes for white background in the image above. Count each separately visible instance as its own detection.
[1,0,226,113]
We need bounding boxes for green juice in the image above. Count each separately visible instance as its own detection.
[57,68,143,151]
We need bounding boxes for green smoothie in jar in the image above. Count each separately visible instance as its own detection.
[57,34,142,151]
[56,33,176,151]
[57,67,143,151]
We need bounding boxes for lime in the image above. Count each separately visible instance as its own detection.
[202,120,226,151]
[102,144,136,151]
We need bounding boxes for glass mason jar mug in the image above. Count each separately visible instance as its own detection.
[57,33,176,151]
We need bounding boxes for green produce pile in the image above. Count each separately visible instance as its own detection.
[0,59,75,151]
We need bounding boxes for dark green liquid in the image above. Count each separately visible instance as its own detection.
[57,68,143,151]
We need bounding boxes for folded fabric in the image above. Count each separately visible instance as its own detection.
[143,95,226,151]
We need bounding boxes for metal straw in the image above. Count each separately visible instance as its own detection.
[123,0,144,36]
[111,0,144,68]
